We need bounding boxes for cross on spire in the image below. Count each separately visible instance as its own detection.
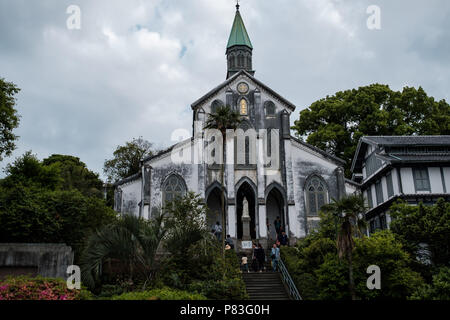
[236,0,240,10]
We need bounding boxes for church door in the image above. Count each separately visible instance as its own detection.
[206,187,224,233]
[266,188,285,242]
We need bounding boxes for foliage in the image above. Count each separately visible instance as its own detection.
[282,216,424,300]
[0,187,116,260]
[188,278,247,300]
[321,195,366,258]
[315,253,349,300]
[292,84,450,176]
[81,213,166,291]
[281,239,337,300]
[410,266,450,300]
[0,152,116,262]
[352,231,424,300]
[0,78,20,161]
[2,151,61,190]
[320,194,366,299]
[103,137,155,183]
[160,193,246,296]
[164,192,208,257]
[204,105,242,134]
[186,250,248,300]
[42,154,104,198]
[111,287,206,300]
[390,198,450,267]
[0,276,92,300]
[96,284,125,298]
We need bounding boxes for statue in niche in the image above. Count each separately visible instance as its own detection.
[242,197,250,219]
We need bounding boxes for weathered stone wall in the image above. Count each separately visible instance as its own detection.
[0,244,73,279]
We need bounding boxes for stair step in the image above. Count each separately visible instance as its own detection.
[242,270,290,301]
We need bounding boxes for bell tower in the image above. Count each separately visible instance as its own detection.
[226,3,254,79]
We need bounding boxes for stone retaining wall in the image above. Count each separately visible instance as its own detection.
[0,243,73,279]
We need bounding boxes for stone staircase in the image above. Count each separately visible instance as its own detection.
[242,271,291,300]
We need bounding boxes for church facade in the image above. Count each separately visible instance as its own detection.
[114,5,353,247]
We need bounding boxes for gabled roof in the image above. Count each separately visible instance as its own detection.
[190,70,296,111]
[377,154,450,163]
[114,172,141,187]
[291,136,346,166]
[227,8,253,50]
[141,137,193,163]
[351,135,450,173]
[362,135,450,146]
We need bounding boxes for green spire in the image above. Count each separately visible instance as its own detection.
[226,6,253,50]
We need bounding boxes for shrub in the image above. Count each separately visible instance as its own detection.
[390,198,450,267]
[188,278,248,300]
[410,266,450,300]
[281,230,424,300]
[96,284,125,298]
[0,276,92,300]
[158,244,247,300]
[353,230,424,299]
[111,287,206,300]
[281,239,334,300]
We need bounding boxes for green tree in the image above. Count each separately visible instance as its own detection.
[0,186,117,259]
[389,198,450,267]
[315,231,424,300]
[161,192,217,288]
[43,154,104,198]
[319,195,366,300]
[164,192,208,258]
[0,78,21,161]
[204,106,241,258]
[292,84,450,176]
[0,152,117,261]
[352,231,424,300]
[2,151,61,189]
[104,137,155,183]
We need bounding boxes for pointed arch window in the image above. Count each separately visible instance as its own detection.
[305,176,328,216]
[238,55,244,67]
[230,55,235,69]
[240,98,248,115]
[264,101,276,117]
[162,174,187,204]
[235,121,256,167]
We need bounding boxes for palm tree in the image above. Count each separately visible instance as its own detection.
[204,105,241,258]
[80,213,166,291]
[321,194,366,300]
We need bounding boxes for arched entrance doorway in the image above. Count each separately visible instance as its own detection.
[206,187,224,233]
[266,186,285,242]
[236,181,256,240]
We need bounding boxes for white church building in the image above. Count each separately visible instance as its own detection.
[114,5,356,247]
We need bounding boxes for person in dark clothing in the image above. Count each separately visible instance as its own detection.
[256,244,266,272]
[274,216,282,236]
[278,231,289,246]
[225,234,234,249]
[251,243,258,272]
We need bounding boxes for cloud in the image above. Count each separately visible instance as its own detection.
[0,0,449,178]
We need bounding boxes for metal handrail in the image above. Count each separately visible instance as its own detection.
[277,258,302,300]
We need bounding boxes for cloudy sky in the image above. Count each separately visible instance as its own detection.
[0,0,449,179]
